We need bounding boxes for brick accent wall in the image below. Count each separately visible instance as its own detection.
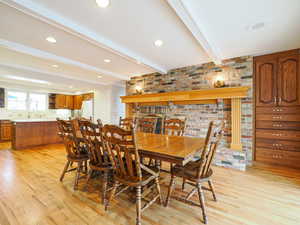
[126,56,253,170]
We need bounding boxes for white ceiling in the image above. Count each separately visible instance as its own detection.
[0,0,299,92]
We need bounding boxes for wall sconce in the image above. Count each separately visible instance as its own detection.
[213,75,225,88]
[135,85,143,94]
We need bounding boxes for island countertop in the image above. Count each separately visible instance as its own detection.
[12,120,62,150]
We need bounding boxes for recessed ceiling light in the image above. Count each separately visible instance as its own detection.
[69,85,73,88]
[136,60,141,64]
[97,75,102,78]
[52,64,58,68]
[104,59,111,63]
[154,40,163,47]
[46,36,56,43]
[96,0,110,8]
[4,75,51,84]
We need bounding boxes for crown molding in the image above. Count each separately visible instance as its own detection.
[1,0,167,74]
[167,0,223,65]
[0,39,129,81]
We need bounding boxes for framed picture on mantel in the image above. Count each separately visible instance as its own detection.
[0,88,4,108]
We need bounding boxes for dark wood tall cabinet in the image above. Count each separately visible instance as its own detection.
[254,49,300,168]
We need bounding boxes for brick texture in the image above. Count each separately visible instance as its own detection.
[126,56,253,170]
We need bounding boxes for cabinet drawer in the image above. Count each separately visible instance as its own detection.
[256,121,300,130]
[256,139,300,151]
[256,114,300,122]
[256,107,300,114]
[256,148,300,168]
[256,129,300,141]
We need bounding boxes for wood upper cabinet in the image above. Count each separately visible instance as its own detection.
[73,95,83,110]
[255,59,277,107]
[65,95,74,109]
[55,94,67,109]
[278,54,300,106]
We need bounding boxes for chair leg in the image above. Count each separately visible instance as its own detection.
[155,177,162,204]
[165,175,175,207]
[136,186,142,225]
[182,178,186,190]
[60,160,71,182]
[74,161,83,190]
[84,160,88,174]
[102,170,108,205]
[84,169,93,191]
[208,180,217,201]
[105,180,118,211]
[197,183,208,224]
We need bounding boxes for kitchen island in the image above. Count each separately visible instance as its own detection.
[12,119,62,150]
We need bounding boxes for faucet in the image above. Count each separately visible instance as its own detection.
[27,112,31,119]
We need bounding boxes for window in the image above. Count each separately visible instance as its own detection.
[29,93,47,111]
[7,91,27,110]
[7,91,47,111]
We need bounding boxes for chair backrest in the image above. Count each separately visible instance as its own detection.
[78,120,110,166]
[119,117,133,131]
[196,121,225,180]
[137,118,157,133]
[163,118,186,136]
[57,118,73,137]
[102,125,142,181]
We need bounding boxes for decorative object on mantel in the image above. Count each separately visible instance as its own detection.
[213,78,226,88]
[121,86,250,151]
[135,85,143,94]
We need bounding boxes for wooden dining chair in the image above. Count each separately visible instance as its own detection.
[161,118,186,171]
[102,125,162,225]
[163,118,186,136]
[119,116,133,131]
[57,118,89,190]
[137,118,157,133]
[78,120,113,205]
[165,121,224,224]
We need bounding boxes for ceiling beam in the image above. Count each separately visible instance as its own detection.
[0,62,108,86]
[0,39,128,81]
[1,0,167,74]
[167,0,222,65]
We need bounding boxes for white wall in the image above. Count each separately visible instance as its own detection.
[93,84,125,125]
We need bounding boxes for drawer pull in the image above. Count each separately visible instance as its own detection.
[272,116,282,120]
[272,124,282,127]
[272,133,282,136]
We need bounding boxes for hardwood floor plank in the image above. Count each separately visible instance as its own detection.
[0,143,299,225]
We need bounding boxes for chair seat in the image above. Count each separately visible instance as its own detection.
[172,161,213,181]
[89,161,112,171]
[67,153,89,162]
[115,165,159,187]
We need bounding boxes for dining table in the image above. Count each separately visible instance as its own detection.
[135,131,205,166]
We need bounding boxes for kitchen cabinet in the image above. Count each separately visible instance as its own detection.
[0,120,12,141]
[73,95,83,110]
[49,93,93,110]
[254,49,300,169]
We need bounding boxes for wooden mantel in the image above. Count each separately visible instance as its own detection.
[121,86,250,104]
[121,86,251,151]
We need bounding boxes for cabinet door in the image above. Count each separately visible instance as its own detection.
[66,96,74,109]
[1,125,11,141]
[73,95,83,110]
[278,54,300,106]
[55,95,66,109]
[255,59,277,107]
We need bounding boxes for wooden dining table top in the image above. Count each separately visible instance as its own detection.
[135,132,205,166]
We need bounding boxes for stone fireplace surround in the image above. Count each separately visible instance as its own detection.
[126,56,253,171]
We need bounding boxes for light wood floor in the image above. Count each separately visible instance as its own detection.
[0,142,299,225]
